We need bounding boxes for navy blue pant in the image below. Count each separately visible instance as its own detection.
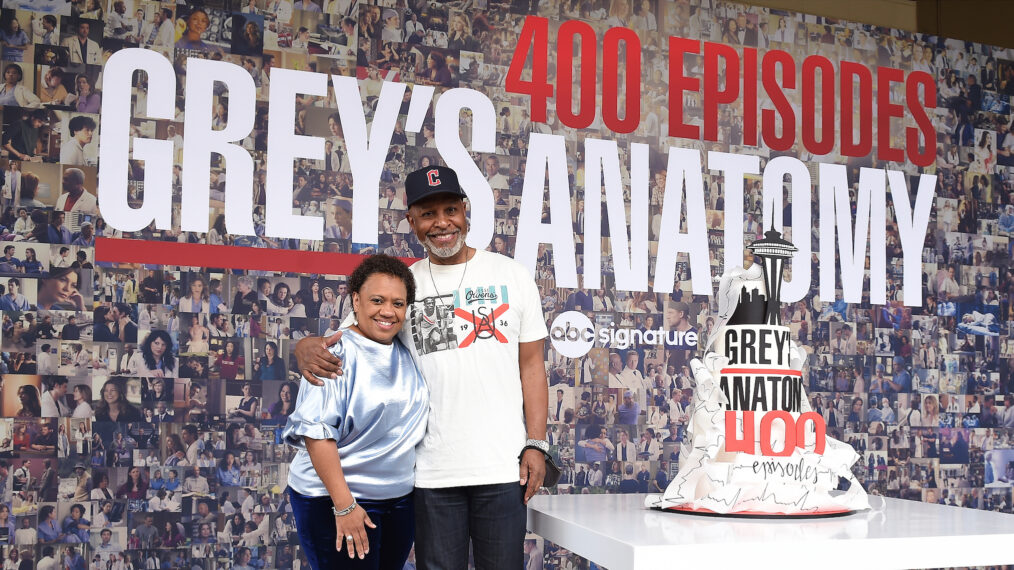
[288,487,415,570]
[413,483,527,569]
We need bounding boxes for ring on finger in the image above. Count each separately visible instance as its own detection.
[346,535,353,541]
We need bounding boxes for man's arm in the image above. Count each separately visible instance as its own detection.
[518,339,548,503]
[293,333,343,384]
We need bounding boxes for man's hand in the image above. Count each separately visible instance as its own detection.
[294,333,343,385]
[519,448,546,504]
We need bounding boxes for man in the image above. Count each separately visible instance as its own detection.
[524,538,543,570]
[184,469,210,495]
[15,519,37,547]
[333,280,353,322]
[295,165,548,567]
[57,168,98,214]
[379,184,405,209]
[12,460,30,493]
[619,351,648,411]
[112,303,138,343]
[182,425,202,465]
[383,233,412,257]
[40,378,69,417]
[59,116,97,165]
[550,388,566,422]
[0,246,20,274]
[2,109,48,161]
[135,515,157,549]
[484,155,509,190]
[71,221,95,247]
[886,356,912,393]
[96,528,118,551]
[38,15,58,45]
[60,316,80,340]
[62,20,101,65]
[192,499,215,523]
[105,1,134,40]
[143,8,175,48]
[241,505,270,545]
[141,270,163,303]
[52,246,71,268]
[587,461,604,487]
[616,390,640,425]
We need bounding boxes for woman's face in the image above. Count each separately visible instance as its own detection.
[103,383,120,404]
[129,467,140,480]
[42,272,79,305]
[190,279,204,297]
[280,383,292,402]
[18,387,29,403]
[276,285,289,300]
[242,383,251,396]
[150,336,167,358]
[226,341,236,355]
[323,288,335,302]
[77,76,90,95]
[187,11,210,38]
[264,343,276,359]
[4,67,19,85]
[151,379,163,394]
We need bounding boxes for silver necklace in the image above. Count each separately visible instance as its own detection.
[427,249,471,297]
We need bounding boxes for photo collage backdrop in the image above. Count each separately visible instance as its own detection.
[0,0,1011,568]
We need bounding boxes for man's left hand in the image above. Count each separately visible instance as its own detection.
[519,448,545,504]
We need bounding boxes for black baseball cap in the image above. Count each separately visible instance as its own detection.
[404,165,467,207]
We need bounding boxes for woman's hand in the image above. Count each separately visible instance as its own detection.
[334,506,375,560]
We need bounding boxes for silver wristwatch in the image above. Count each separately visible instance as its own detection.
[525,438,550,453]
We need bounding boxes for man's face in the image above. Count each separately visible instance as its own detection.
[620,431,628,443]
[609,354,622,371]
[53,383,67,397]
[407,195,468,260]
[338,283,348,297]
[625,353,638,369]
[485,157,498,176]
[78,23,89,37]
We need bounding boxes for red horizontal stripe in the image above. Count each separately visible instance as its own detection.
[719,368,802,376]
[95,238,422,274]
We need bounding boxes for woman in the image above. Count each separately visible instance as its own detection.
[92,501,114,528]
[216,340,245,380]
[175,8,212,50]
[21,248,42,274]
[318,286,339,318]
[161,521,184,548]
[37,268,85,311]
[253,341,287,381]
[38,66,68,105]
[93,306,119,342]
[134,330,176,377]
[217,452,241,487]
[57,423,70,457]
[68,74,100,113]
[186,315,210,353]
[229,383,260,421]
[71,383,93,418]
[233,547,255,570]
[0,18,29,62]
[145,377,170,402]
[268,381,298,420]
[93,377,143,422]
[116,466,148,500]
[283,255,427,568]
[16,385,41,417]
[0,63,40,108]
[163,435,187,467]
[302,280,322,319]
[424,52,452,87]
[179,275,211,313]
[265,283,294,315]
[920,394,940,427]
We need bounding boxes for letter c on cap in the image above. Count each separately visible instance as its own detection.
[427,169,441,186]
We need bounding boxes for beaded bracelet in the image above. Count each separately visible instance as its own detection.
[332,501,357,517]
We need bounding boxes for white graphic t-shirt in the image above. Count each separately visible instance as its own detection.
[401,249,548,488]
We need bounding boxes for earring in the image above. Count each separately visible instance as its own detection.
[350,311,358,326]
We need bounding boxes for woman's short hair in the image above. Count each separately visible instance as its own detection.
[347,254,416,304]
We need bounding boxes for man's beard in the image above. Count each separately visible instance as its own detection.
[421,224,468,259]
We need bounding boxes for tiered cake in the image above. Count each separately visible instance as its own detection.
[646,229,870,516]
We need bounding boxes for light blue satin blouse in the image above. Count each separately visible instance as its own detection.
[282,328,429,500]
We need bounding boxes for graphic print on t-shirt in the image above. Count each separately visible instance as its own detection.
[452,285,510,348]
[409,286,511,354]
[410,294,458,355]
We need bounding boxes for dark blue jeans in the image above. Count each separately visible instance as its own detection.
[414,483,527,569]
[288,487,415,570]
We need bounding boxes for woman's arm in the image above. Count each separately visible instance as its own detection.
[304,437,375,559]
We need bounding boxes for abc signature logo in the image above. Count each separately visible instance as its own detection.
[549,311,595,358]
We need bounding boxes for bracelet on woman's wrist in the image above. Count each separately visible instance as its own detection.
[332,500,357,517]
